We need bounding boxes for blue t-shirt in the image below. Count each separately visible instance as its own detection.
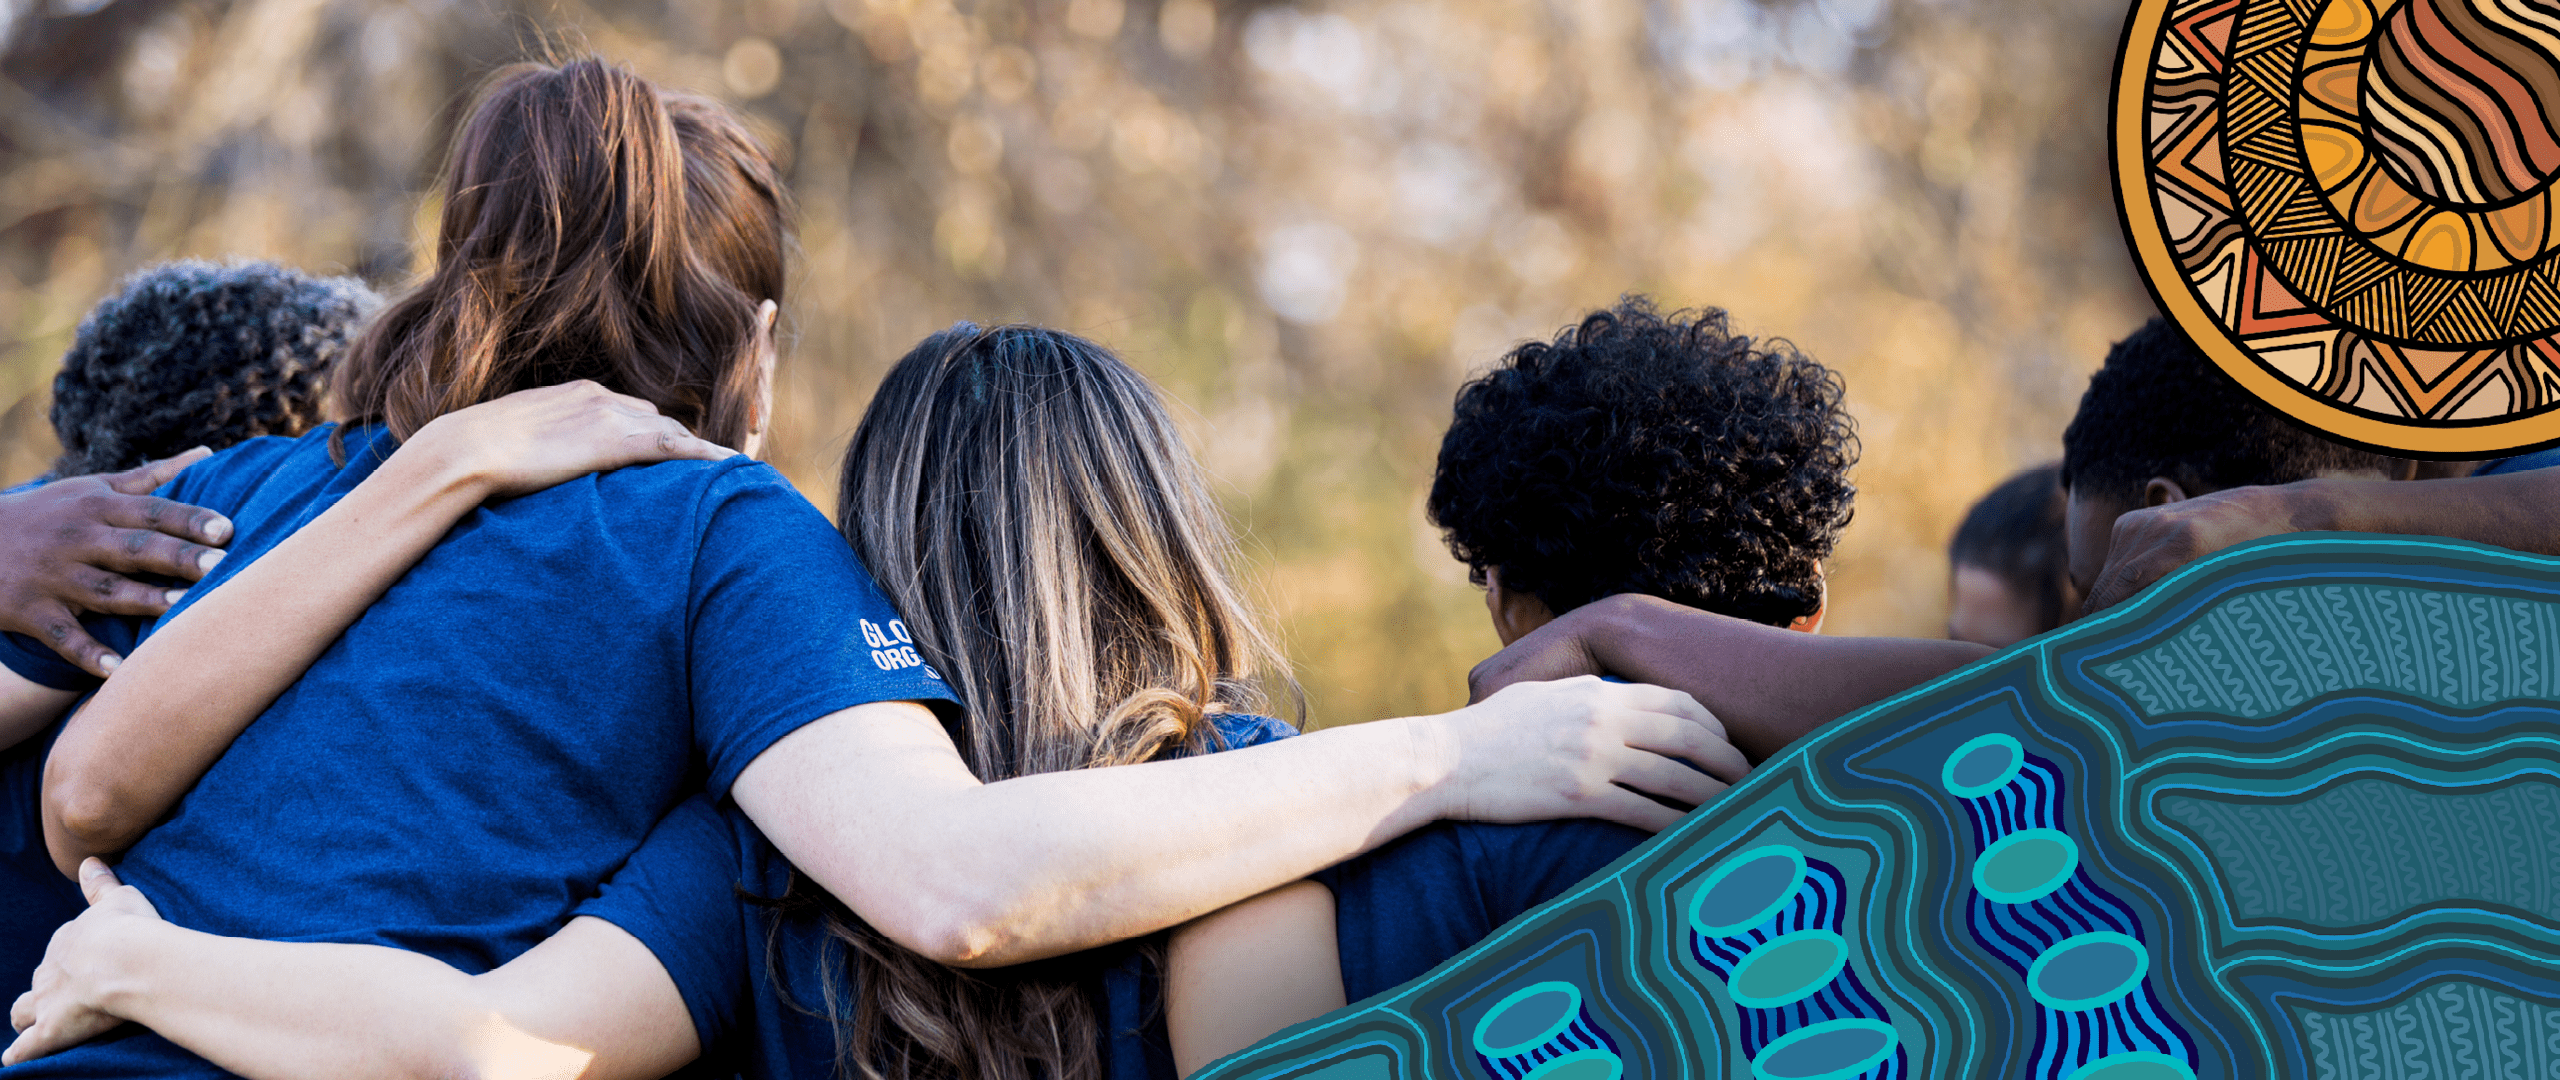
[0,722,81,1004]
[0,477,83,1004]
[0,425,958,1079]
[2475,446,2560,475]
[588,713,1643,1080]
[581,713,1301,1080]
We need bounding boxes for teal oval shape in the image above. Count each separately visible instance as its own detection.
[2028,931,2150,1011]
[2064,1052,2195,1080]
[1941,733,2024,798]
[1973,828,2080,904]
[1726,930,1849,1009]
[1521,1049,1623,1080]
[1472,981,1582,1057]
[1749,1018,1897,1080]
[1689,846,1808,937]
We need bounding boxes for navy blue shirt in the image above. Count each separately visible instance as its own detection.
[0,425,957,1079]
[582,713,1303,1080]
[0,477,85,1004]
[587,713,1644,1080]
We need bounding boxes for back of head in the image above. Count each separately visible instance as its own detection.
[1428,296,1857,627]
[333,58,785,451]
[51,260,378,477]
[829,323,1296,1080]
[2059,319,2401,505]
[1949,463,2072,634]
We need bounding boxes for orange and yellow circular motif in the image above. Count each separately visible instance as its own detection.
[2116,0,2560,455]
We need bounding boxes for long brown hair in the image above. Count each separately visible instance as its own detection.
[331,58,784,449]
[803,324,1299,1080]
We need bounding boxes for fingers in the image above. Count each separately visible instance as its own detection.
[29,607,122,679]
[89,492,231,553]
[77,860,118,906]
[1576,786,1685,834]
[1608,747,1733,806]
[101,447,213,497]
[54,569,181,619]
[8,989,27,1035]
[1600,681,1725,741]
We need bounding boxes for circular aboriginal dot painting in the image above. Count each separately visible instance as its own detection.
[2116,0,2560,455]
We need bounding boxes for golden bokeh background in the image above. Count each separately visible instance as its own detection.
[0,0,2153,727]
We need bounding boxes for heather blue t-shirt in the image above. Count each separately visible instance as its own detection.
[0,424,957,1079]
[589,713,1642,1080]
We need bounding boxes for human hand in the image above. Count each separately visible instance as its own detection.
[2083,484,2306,615]
[403,381,737,502]
[1417,675,1752,833]
[0,450,232,677]
[4,859,161,1065]
[1466,608,1607,704]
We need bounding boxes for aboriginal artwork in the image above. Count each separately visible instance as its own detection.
[2115,0,2560,454]
[1190,535,2560,1080]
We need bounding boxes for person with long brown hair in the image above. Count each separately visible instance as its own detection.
[2,58,1740,1080]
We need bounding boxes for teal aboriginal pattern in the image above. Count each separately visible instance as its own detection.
[1189,535,2560,1080]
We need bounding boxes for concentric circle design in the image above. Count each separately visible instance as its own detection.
[1472,983,1584,1058]
[1688,846,1810,937]
[1747,1018,1899,1080]
[1973,828,2081,904]
[2028,932,2153,1011]
[1941,734,2025,798]
[1726,930,1852,1009]
[2117,0,2560,454]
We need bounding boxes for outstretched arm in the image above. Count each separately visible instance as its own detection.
[7,861,693,1080]
[43,383,732,875]
[1467,593,1992,761]
[734,675,1750,970]
[2082,467,2560,614]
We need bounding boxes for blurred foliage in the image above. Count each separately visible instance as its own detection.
[0,0,2151,727]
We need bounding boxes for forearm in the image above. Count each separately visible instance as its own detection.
[78,922,547,1080]
[1573,594,1989,760]
[745,708,1452,968]
[2292,469,2560,554]
[42,446,486,873]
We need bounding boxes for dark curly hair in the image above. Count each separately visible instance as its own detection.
[50,260,379,477]
[1427,297,1859,627]
[2059,318,2401,507]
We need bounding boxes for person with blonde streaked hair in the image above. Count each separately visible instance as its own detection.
[4,59,1744,1080]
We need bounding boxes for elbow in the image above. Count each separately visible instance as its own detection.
[867,885,1031,968]
[900,907,1018,969]
[43,774,143,875]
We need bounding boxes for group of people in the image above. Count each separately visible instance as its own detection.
[0,54,2553,1080]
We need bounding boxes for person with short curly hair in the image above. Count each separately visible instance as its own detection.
[2062,317,2560,613]
[48,260,378,479]
[1429,298,1854,634]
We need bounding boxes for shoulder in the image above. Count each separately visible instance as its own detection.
[160,428,339,509]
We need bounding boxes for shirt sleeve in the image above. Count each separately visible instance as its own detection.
[568,795,749,1055]
[682,466,963,796]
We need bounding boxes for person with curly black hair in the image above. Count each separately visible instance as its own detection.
[2062,318,2560,613]
[1429,298,1852,635]
[1947,464,2076,648]
[0,260,377,1009]
[48,260,378,479]
[1441,298,1990,764]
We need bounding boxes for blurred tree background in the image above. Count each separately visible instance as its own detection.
[0,0,2152,727]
